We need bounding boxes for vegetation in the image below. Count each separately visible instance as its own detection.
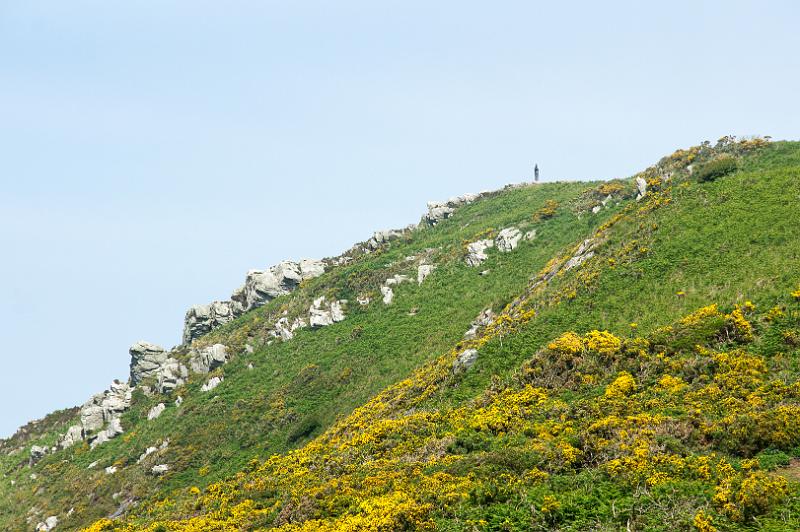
[2,137,799,532]
[695,155,738,183]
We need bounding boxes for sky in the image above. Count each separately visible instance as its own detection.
[1,1,798,438]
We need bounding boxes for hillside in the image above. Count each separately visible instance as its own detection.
[2,137,800,531]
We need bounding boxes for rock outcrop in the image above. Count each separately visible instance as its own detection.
[201,376,223,392]
[452,348,479,374]
[417,264,435,285]
[465,239,494,266]
[29,445,47,466]
[365,229,405,251]
[464,308,496,339]
[36,516,58,532]
[60,380,132,450]
[182,301,240,345]
[147,403,166,421]
[188,344,229,374]
[309,297,347,327]
[635,177,648,201]
[495,227,522,252]
[129,342,169,386]
[424,193,480,225]
[183,259,325,344]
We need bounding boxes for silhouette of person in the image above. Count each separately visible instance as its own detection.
[534,164,539,182]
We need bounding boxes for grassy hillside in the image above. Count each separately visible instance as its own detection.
[3,137,799,531]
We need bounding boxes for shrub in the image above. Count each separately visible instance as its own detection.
[695,156,737,183]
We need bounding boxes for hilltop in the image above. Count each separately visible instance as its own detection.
[2,137,800,531]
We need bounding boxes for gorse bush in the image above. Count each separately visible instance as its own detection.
[694,155,738,182]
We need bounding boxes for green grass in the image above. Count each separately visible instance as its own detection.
[2,140,799,531]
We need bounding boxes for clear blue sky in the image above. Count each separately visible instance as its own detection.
[1,1,798,438]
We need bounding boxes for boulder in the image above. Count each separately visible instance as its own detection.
[465,239,494,266]
[495,227,522,252]
[79,380,132,434]
[129,342,169,385]
[147,403,166,421]
[452,349,479,374]
[273,317,306,341]
[380,286,394,305]
[29,445,47,465]
[188,344,229,374]
[524,229,537,241]
[417,264,435,285]
[90,418,124,449]
[357,294,371,306]
[201,376,223,392]
[635,177,647,201]
[151,464,170,475]
[36,516,58,532]
[309,297,347,327]
[105,466,117,475]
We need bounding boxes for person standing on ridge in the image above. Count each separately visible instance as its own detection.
[534,164,539,182]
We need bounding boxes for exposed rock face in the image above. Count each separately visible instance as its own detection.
[464,308,496,339]
[90,418,124,449]
[365,229,405,251]
[465,239,494,266]
[153,358,189,394]
[60,380,133,450]
[147,403,166,421]
[129,342,169,386]
[424,193,481,225]
[309,297,347,327]
[635,177,648,201]
[417,264,435,285]
[380,274,411,305]
[60,425,83,450]
[184,259,325,345]
[452,349,479,374]
[188,344,229,374]
[495,227,522,252]
[182,301,240,345]
[201,376,223,392]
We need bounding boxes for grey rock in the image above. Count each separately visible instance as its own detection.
[274,316,306,341]
[309,297,347,327]
[452,349,479,374]
[591,205,602,214]
[495,227,522,252]
[464,308,496,339]
[524,229,537,241]
[154,358,189,394]
[357,294,371,306]
[175,396,183,407]
[182,301,240,345]
[465,239,494,266]
[29,445,47,465]
[91,418,124,449]
[417,264,435,285]
[105,466,117,475]
[299,258,326,279]
[59,425,83,450]
[147,403,166,421]
[380,286,394,305]
[188,344,229,374]
[36,515,58,531]
[129,342,169,386]
[424,193,482,225]
[366,229,405,250]
[151,464,170,475]
[635,177,647,201]
[200,376,223,392]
